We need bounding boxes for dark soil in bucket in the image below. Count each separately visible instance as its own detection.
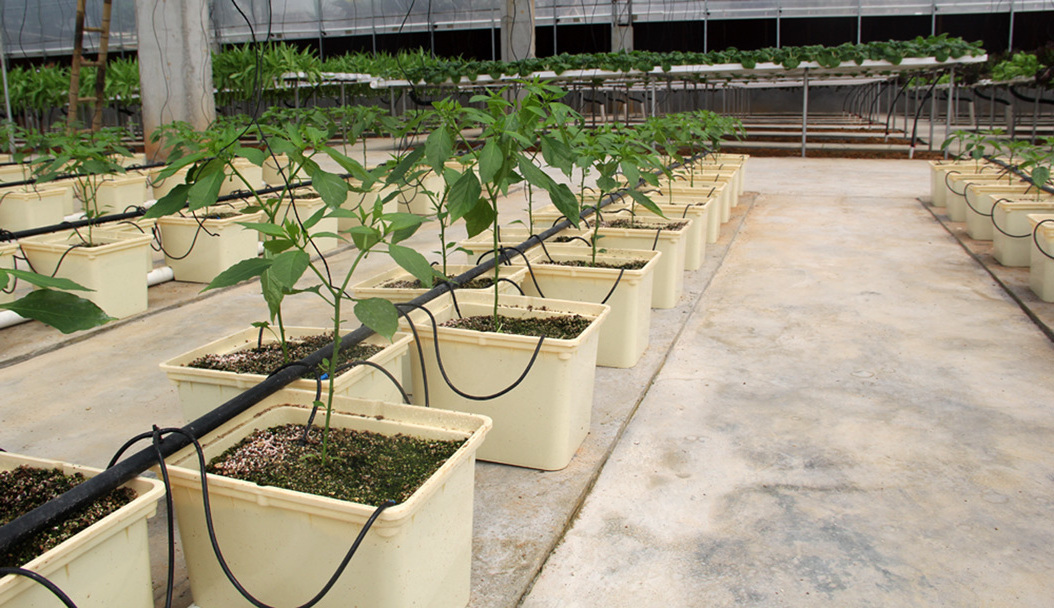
[604,218,688,231]
[206,423,464,506]
[442,314,591,340]
[0,466,137,568]
[543,259,647,270]
[186,333,384,378]
[196,211,238,220]
[381,276,495,290]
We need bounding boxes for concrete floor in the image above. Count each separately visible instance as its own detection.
[3,156,1054,607]
[521,158,1054,607]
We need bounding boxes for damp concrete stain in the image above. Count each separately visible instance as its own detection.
[686,483,919,603]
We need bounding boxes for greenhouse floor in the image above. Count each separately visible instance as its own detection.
[3,157,1054,606]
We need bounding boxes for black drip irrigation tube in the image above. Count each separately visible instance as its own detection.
[0,150,707,604]
[977,156,1054,240]
[0,172,322,243]
[1008,86,1054,107]
[1034,219,1054,261]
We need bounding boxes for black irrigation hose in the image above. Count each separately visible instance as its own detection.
[972,87,1011,106]
[963,185,994,218]
[395,301,545,402]
[600,269,626,305]
[153,427,396,608]
[329,359,412,405]
[0,567,78,607]
[985,156,1054,197]
[0,167,325,243]
[944,170,968,197]
[495,277,525,296]
[1008,86,1054,107]
[475,246,546,297]
[0,149,709,558]
[554,236,592,247]
[989,198,1033,239]
[1034,219,1054,261]
[20,242,81,279]
[1,207,149,242]
[910,78,942,150]
[884,79,912,137]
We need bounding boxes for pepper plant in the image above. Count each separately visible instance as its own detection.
[147,117,432,462]
[28,124,134,245]
[437,81,580,323]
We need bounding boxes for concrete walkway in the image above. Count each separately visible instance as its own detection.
[520,158,1054,607]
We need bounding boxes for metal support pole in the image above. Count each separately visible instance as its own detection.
[929,81,936,151]
[856,0,862,44]
[903,82,909,135]
[703,1,709,53]
[776,4,781,49]
[315,0,324,59]
[801,69,809,158]
[553,12,558,55]
[989,85,995,129]
[945,70,955,158]
[1032,85,1041,144]
[1008,0,1015,52]
[370,0,377,53]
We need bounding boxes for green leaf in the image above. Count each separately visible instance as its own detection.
[516,154,556,191]
[478,140,502,184]
[384,212,425,244]
[266,250,310,291]
[389,243,437,287]
[236,146,267,165]
[464,199,497,238]
[627,189,666,218]
[0,290,113,333]
[425,128,453,172]
[548,183,581,228]
[322,147,372,183]
[202,257,272,292]
[2,268,92,291]
[143,184,190,218]
[187,169,224,211]
[354,298,399,340]
[1032,166,1051,189]
[262,238,295,254]
[621,161,641,187]
[347,225,381,251]
[239,221,287,238]
[259,270,285,320]
[540,135,575,174]
[308,168,349,208]
[384,148,426,186]
[447,170,482,222]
